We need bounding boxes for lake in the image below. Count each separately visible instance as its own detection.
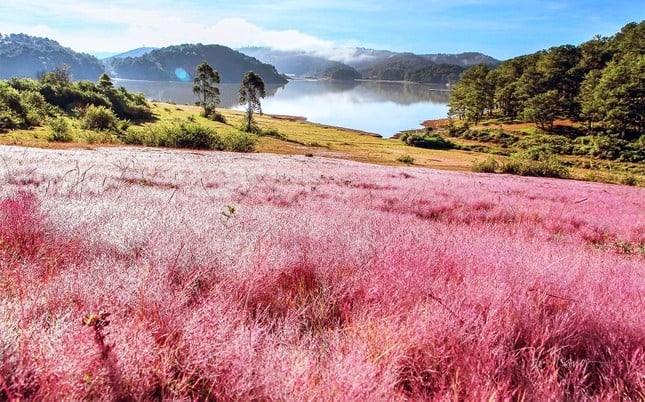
[114,79,450,138]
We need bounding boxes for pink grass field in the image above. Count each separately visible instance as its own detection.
[0,144,643,400]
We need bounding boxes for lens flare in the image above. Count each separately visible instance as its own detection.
[175,67,190,82]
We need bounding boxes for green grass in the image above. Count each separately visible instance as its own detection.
[1,103,642,185]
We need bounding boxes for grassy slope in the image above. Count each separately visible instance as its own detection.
[0,145,643,399]
[1,102,642,184]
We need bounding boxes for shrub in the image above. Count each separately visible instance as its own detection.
[445,123,469,137]
[221,131,257,153]
[0,82,26,128]
[208,110,227,123]
[82,105,118,131]
[83,130,120,145]
[501,151,569,178]
[49,116,74,142]
[515,134,574,155]
[157,122,223,150]
[238,121,262,134]
[260,127,287,140]
[471,156,500,173]
[19,90,53,126]
[397,154,415,164]
[619,173,638,186]
[402,133,455,150]
[123,126,156,146]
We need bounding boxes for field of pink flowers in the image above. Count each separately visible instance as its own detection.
[0,144,643,400]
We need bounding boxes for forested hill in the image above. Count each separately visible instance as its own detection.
[358,53,466,84]
[449,21,643,138]
[445,21,644,164]
[238,47,361,80]
[0,34,104,80]
[239,47,499,83]
[107,44,288,84]
[357,52,501,84]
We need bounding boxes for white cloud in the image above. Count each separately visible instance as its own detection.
[1,0,351,54]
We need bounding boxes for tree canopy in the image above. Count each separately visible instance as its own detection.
[0,68,151,130]
[448,21,644,140]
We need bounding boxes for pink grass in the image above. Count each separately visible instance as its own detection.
[0,145,643,400]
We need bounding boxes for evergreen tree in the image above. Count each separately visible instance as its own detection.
[193,61,220,116]
[448,64,494,123]
[98,73,114,89]
[588,52,644,139]
[238,71,266,132]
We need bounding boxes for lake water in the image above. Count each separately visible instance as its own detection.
[114,79,450,138]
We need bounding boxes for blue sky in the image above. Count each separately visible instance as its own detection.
[1,0,642,60]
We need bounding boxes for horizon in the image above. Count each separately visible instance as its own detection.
[0,1,643,61]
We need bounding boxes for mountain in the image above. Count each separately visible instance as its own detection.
[357,53,466,84]
[0,33,105,80]
[238,47,361,80]
[106,43,288,84]
[237,47,500,84]
[421,52,501,67]
[348,49,500,84]
[103,47,157,61]
[346,48,500,69]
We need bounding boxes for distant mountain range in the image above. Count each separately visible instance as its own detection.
[0,35,286,84]
[104,44,287,84]
[0,33,500,85]
[238,47,500,84]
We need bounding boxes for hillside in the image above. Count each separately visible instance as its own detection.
[442,21,644,166]
[239,47,499,83]
[107,44,288,84]
[422,52,501,67]
[0,143,643,399]
[102,47,157,62]
[238,47,361,80]
[0,33,104,80]
[358,53,465,84]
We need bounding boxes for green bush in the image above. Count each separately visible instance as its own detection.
[238,121,261,134]
[402,132,455,150]
[157,122,223,150]
[514,134,573,155]
[260,127,287,140]
[501,151,569,178]
[445,123,469,137]
[82,105,118,131]
[471,156,500,173]
[458,128,519,148]
[397,154,415,164]
[83,130,120,145]
[49,117,74,142]
[204,109,226,123]
[0,82,26,128]
[19,90,53,126]
[221,131,257,152]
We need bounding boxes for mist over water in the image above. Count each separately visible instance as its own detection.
[115,79,450,137]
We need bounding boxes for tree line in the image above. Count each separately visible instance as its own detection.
[448,21,643,141]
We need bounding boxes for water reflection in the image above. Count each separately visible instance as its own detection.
[113,79,281,108]
[114,79,449,137]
